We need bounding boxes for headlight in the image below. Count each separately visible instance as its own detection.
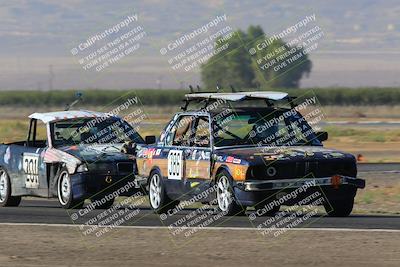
[76,164,89,173]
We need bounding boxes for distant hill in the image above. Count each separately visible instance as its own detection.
[0,0,399,89]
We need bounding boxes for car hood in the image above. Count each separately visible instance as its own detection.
[215,145,355,165]
[58,143,133,163]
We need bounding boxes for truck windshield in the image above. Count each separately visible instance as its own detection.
[212,109,321,147]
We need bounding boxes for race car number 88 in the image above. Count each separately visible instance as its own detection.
[168,150,183,180]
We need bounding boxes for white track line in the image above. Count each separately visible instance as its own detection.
[0,222,399,233]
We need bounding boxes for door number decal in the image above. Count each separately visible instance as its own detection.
[23,153,39,188]
[168,150,183,180]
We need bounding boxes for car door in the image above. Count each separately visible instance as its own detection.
[163,114,195,197]
[20,119,49,197]
[182,116,213,197]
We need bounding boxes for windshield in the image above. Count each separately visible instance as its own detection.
[51,117,143,147]
[212,109,321,147]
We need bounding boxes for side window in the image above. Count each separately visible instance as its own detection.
[194,116,210,147]
[27,119,48,148]
[165,115,195,146]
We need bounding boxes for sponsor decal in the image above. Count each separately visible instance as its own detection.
[233,166,246,180]
[232,158,241,164]
[264,155,278,161]
[155,149,162,156]
[191,150,211,161]
[190,182,200,188]
[3,147,10,164]
[66,146,79,151]
[226,156,234,163]
[191,149,197,160]
[330,152,344,158]
[146,148,156,159]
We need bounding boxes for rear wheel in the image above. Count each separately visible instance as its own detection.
[57,168,83,209]
[148,170,179,214]
[324,197,354,217]
[216,171,245,216]
[0,168,21,207]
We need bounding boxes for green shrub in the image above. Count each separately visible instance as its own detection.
[0,87,399,107]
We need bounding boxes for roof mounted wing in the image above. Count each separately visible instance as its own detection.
[181,91,296,110]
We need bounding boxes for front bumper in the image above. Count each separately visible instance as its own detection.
[233,175,365,207]
[238,175,365,192]
[70,172,140,200]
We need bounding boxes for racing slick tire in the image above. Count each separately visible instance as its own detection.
[57,168,84,209]
[216,170,246,216]
[0,167,21,207]
[90,197,115,209]
[148,170,179,214]
[323,197,354,217]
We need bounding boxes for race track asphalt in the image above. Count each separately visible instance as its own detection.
[0,164,398,231]
[0,199,398,230]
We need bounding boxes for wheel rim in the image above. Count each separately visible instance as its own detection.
[58,171,71,206]
[0,170,8,203]
[149,173,162,209]
[217,175,232,211]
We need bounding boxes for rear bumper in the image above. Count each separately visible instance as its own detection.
[238,175,365,192]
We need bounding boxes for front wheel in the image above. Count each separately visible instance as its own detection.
[324,197,354,217]
[216,171,245,216]
[148,170,179,214]
[0,168,21,207]
[57,169,83,209]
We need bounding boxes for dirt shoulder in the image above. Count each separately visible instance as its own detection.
[0,225,399,267]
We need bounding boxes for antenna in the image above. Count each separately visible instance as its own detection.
[189,85,194,93]
[65,92,83,111]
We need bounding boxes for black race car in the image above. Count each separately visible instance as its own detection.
[137,91,365,217]
[0,110,144,209]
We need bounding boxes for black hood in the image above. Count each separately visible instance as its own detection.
[215,145,355,164]
[58,144,133,163]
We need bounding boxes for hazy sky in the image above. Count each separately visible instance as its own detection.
[0,0,399,90]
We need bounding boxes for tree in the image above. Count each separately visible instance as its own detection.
[201,25,312,89]
[201,30,254,89]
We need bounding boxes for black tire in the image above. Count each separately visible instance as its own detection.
[91,197,115,209]
[0,167,21,207]
[254,201,280,216]
[215,170,246,216]
[324,197,354,217]
[57,168,83,209]
[148,170,179,214]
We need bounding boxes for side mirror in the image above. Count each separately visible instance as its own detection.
[316,131,328,142]
[145,135,156,144]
